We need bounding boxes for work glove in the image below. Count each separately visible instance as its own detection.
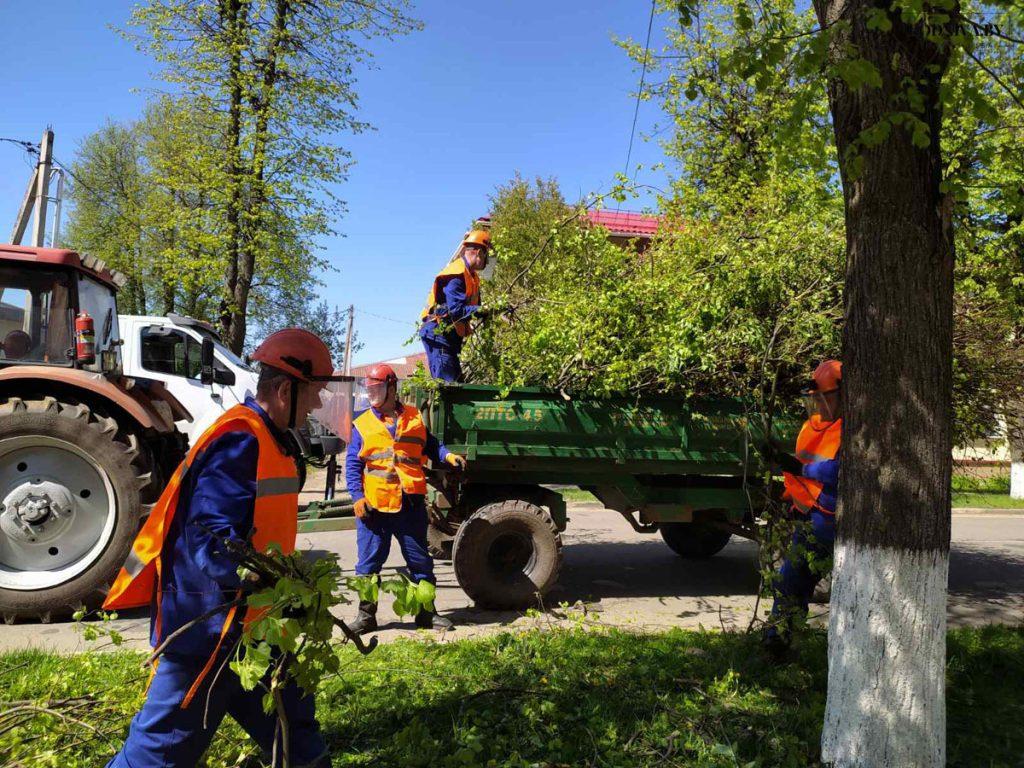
[354,498,374,520]
[444,453,468,471]
[755,438,803,476]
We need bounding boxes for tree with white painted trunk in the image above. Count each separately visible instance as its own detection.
[631,0,1022,763]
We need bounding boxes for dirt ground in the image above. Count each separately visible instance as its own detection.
[2,503,1022,653]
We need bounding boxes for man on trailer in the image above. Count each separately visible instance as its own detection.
[758,359,842,658]
[346,363,466,633]
[103,328,341,768]
[418,229,492,381]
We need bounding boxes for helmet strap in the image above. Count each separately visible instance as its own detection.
[288,378,299,429]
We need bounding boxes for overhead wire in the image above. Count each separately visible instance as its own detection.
[622,0,657,183]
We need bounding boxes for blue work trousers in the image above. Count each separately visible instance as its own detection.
[355,499,435,584]
[106,651,328,768]
[420,334,463,382]
[768,508,836,635]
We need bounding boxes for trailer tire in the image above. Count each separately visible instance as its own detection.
[0,398,149,622]
[659,522,732,558]
[426,522,454,561]
[453,499,562,609]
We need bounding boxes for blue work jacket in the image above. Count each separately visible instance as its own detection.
[418,256,482,352]
[802,454,840,514]
[153,396,296,656]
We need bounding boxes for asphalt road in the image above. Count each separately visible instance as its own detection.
[2,505,1022,653]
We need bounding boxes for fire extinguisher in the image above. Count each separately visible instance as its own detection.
[75,311,96,365]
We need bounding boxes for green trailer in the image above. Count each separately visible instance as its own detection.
[326,383,797,609]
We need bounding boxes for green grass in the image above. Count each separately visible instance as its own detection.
[3,625,1023,767]
[559,476,1024,509]
[952,492,1024,509]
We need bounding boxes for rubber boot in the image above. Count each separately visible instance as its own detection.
[415,608,454,630]
[761,625,791,662]
[349,600,378,635]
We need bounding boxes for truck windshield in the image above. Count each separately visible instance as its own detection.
[0,266,73,366]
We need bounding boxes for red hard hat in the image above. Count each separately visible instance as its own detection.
[810,359,842,393]
[251,328,334,382]
[366,363,398,384]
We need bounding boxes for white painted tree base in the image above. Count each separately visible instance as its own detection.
[1011,460,1023,500]
[821,541,948,767]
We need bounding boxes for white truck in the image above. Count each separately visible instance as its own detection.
[117,313,258,445]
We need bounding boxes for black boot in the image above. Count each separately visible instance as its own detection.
[415,608,453,630]
[349,600,378,635]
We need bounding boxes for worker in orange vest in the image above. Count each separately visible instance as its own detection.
[419,229,492,382]
[758,359,842,658]
[103,329,340,768]
[346,363,466,633]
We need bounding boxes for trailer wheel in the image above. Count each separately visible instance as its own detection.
[426,522,454,561]
[0,398,149,622]
[659,522,732,558]
[453,499,562,609]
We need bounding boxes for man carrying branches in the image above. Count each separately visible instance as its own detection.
[102,328,341,768]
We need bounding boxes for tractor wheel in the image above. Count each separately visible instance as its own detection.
[453,498,562,609]
[659,522,732,559]
[0,397,151,622]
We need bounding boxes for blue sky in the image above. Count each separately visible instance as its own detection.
[0,1,670,365]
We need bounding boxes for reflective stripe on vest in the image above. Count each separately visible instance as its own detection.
[102,404,300,708]
[420,258,481,338]
[782,416,841,515]
[354,405,428,513]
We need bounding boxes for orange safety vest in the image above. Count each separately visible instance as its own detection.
[783,415,842,515]
[420,257,481,338]
[353,404,428,512]
[104,404,300,707]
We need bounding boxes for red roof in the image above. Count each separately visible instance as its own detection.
[350,352,428,380]
[585,210,660,238]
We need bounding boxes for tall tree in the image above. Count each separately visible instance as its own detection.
[124,0,419,352]
[625,0,1022,761]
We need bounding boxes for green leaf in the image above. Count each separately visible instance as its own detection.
[865,7,893,31]
[836,57,883,91]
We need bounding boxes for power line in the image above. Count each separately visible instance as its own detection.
[0,137,38,154]
[622,0,657,181]
[353,306,417,326]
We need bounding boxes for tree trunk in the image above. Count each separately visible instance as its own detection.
[812,2,955,765]
[219,0,250,353]
[1009,405,1024,499]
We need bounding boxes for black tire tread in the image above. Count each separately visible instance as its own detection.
[0,397,151,622]
[452,498,563,609]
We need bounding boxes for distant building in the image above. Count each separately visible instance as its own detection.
[584,210,660,248]
[350,352,428,381]
[474,209,661,250]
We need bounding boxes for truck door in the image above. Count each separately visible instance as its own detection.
[138,325,233,444]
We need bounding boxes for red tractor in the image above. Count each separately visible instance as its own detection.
[0,245,189,621]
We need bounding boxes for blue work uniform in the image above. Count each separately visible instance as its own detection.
[768,454,839,637]
[107,396,328,768]
[418,255,482,382]
[345,404,450,583]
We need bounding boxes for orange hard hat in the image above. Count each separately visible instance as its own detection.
[252,328,334,382]
[366,363,398,384]
[462,230,491,251]
[810,359,842,393]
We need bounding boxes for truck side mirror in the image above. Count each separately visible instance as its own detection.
[200,338,215,385]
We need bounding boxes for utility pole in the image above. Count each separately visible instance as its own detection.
[31,129,54,247]
[342,304,355,374]
[11,128,55,246]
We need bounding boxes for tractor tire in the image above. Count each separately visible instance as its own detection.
[0,397,151,622]
[426,521,454,561]
[659,522,732,559]
[453,498,562,609]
